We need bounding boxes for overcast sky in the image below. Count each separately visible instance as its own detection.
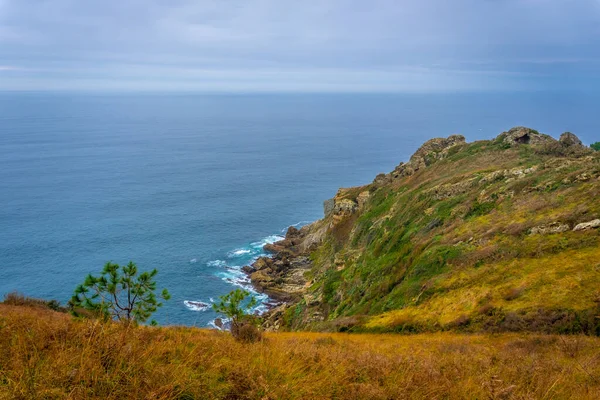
[1,0,599,92]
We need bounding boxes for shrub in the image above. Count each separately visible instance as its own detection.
[69,261,170,324]
[2,292,67,312]
[235,321,263,343]
[591,142,600,151]
[213,289,262,342]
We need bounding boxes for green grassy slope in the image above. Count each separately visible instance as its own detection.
[285,128,600,333]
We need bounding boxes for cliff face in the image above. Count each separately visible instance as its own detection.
[251,127,600,333]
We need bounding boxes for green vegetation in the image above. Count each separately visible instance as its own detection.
[69,261,170,324]
[213,288,261,342]
[295,134,600,334]
[592,142,600,151]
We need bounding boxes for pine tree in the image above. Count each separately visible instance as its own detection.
[69,261,170,324]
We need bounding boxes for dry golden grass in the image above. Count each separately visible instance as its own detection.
[2,304,600,399]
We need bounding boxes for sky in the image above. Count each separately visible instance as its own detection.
[0,0,599,92]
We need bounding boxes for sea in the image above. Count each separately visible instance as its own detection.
[0,91,598,326]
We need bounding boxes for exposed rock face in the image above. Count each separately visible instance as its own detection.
[323,198,335,217]
[322,187,367,223]
[529,222,570,235]
[497,127,555,146]
[391,134,466,178]
[573,219,600,231]
[560,132,583,147]
[248,254,312,302]
[246,223,320,304]
[373,173,392,186]
[333,198,358,215]
[357,191,371,209]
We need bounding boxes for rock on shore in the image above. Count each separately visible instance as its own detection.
[243,225,319,303]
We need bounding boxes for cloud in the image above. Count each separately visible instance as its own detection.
[0,0,598,91]
[0,65,25,71]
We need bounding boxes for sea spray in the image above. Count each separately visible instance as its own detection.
[184,229,303,323]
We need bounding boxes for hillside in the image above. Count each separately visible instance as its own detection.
[1,303,600,399]
[248,127,600,333]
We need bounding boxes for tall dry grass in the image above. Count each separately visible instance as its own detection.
[1,304,600,399]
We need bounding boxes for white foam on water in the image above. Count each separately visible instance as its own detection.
[250,235,284,250]
[208,317,231,330]
[227,248,253,258]
[189,258,197,264]
[183,300,211,312]
[206,260,226,268]
[193,228,299,326]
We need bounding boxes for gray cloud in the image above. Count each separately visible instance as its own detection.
[0,0,599,91]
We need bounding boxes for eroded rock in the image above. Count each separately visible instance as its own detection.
[373,173,392,186]
[559,132,583,147]
[497,127,555,147]
[391,134,466,178]
[529,222,570,235]
[323,198,335,217]
[573,219,600,231]
[357,191,371,209]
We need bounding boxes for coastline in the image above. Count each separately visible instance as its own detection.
[242,223,320,330]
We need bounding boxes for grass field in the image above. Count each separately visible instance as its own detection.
[1,304,600,399]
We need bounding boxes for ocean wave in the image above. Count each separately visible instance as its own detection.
[188,228,294,325]
[227,248,253,258]
[206,259,226,268]
[249,235,284,249]
[183,300,211,312]
[216,269,251,288]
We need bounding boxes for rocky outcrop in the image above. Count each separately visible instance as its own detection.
[496,127,556,147]
[324,192,362,218]
[391,134,466,178]
[529,222,570,235]
[323,198,335,217]
[322,188,366,226]
[246,225,316,303]
[373,173,392,186]
[559,132,583,147]
[573,219,600,232]
[356,191,371,209]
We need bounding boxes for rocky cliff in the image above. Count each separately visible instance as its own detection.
[248,127,600,333]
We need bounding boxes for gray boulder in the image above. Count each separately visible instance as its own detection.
[559,132,583,147]
[497,127,555,146]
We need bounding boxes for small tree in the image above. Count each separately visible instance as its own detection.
[591,142,600,151]
[212,289,260,341]
[69,261,170,324]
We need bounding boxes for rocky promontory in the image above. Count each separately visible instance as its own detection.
[243,225,319,302]
[245,127,600,333]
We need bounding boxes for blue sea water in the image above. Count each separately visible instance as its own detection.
[0,91,598,326]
